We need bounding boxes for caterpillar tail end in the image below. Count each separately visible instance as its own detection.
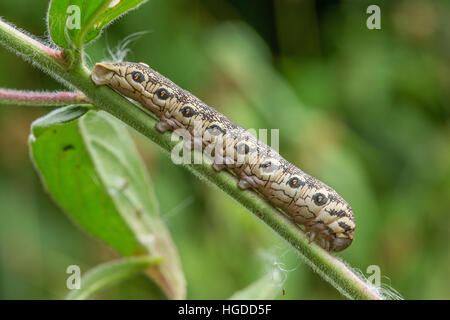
[330,236,353,252]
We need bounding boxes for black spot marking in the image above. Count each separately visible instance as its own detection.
[325,226,335,235]
[338,221,352,231]
[131,71,144,83]
[328,209,347,218]
[181,106,194,117]
[313,193,328,206]
[63,145,75,151]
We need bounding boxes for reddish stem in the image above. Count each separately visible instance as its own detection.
[0,89,89,106]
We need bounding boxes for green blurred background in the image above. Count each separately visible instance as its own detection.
[0,0,449,299]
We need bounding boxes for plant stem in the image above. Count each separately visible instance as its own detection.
[0,89,88,106]
[0,18,386,300]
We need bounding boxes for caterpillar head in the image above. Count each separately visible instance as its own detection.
[91,61,181,113]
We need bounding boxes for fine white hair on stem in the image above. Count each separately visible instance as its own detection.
[350,266,404,300]
[379,275,403,300]
[1,17,58,53]
[83,50,94,68]
[0,89,88,106]
[104,30,152,62]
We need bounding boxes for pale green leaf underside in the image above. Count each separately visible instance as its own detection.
[29,106,186,299]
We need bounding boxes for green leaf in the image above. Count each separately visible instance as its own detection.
[228,270,285,300]
[29,106,186,299]
[31,104,90,136]
[65,256,161,300]
[47,0,148,49]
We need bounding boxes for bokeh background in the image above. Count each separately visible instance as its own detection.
[0,0,449,299]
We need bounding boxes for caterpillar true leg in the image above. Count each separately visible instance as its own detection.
[155,115,182,133]
[305,231,316,243]
[212,163,225,172]
[156,120,172,133]
[237,179,251,190]
[238,172,264,190]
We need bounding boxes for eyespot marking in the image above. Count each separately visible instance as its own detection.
[131,71,144,83]
[207,125,225,136]
[313,193,328,206]
[156,88,169,100]
[260,161,278,173]
[288,177,303,188]
[181,106,194,117]
[236,143,250,155]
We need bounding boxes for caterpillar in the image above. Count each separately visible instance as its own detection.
[91,62,355,252]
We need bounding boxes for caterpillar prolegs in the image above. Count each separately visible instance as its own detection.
[91,62,355,252]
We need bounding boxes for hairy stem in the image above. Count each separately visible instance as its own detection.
[0,89,88,106]
[0,18,386,300]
